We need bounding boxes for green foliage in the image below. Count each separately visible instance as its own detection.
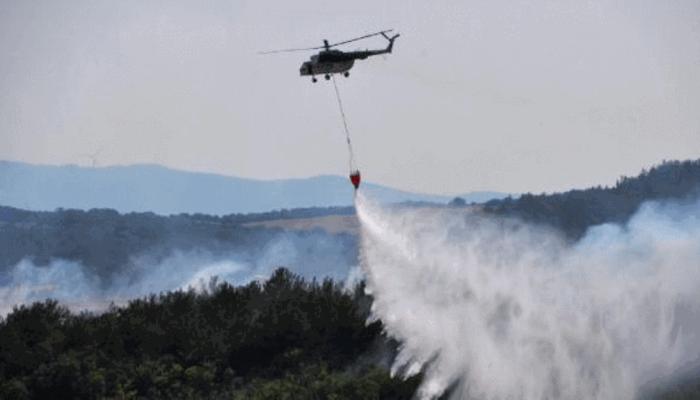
[0,269,415,399]
[232,364,421,400]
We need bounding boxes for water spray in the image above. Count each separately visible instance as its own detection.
[355,192,700,400]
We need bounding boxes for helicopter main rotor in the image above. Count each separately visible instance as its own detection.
[258,29,394,55]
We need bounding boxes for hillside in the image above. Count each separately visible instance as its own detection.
[2,159,700,288]
[0,206,360,289]
[483,159,700,239]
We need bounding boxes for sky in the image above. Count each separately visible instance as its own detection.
[1,0,699,195]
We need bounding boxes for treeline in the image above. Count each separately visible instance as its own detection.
[483,159,700,239]
[0,268,420,399]
[0,205,357,283]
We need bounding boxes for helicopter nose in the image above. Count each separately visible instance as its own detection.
[300,62,312,75]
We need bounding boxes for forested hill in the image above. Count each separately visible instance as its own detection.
[0,205,359,284]
[3,159,700,281]
[483,159,700,239]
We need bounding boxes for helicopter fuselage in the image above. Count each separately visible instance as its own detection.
[299,48,390,77]
[300,59,354,76]
[288,32,398,81]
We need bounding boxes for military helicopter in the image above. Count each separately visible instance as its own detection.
[261,30,400,82]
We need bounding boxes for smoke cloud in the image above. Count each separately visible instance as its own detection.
[0,255,255,316]
[0,230,357,316]
[356,193,700,399]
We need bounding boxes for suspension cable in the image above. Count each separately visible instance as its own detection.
[331,75,357,173]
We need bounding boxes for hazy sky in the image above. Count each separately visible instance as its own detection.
[1,0,699,195]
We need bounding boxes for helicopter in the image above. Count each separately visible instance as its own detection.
[261,30,400,82]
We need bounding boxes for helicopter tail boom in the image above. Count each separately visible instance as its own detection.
[381,32,400,53]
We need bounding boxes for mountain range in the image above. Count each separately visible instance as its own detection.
[0,161,506,214]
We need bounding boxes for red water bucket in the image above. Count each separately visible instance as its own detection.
[349,170,361,189]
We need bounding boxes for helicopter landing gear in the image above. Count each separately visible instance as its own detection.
[343,71,350,77]
[312,76,317,83]
[325,74,331,80]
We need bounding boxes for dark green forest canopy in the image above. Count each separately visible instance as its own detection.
[0,269,420,399]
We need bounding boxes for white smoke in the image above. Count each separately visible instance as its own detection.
[0,255,250,316]
[0,258,102,316]
[0,230,357,316]
[356,192,700,399]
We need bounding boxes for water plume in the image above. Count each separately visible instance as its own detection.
[356,192,700,399]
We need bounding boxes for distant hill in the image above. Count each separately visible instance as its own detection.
[0,161,506,214]
[484,159,700,239]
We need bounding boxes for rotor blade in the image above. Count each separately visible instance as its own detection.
[327,29,393,48]
[258,29,394,54]
[258,45,325,55]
